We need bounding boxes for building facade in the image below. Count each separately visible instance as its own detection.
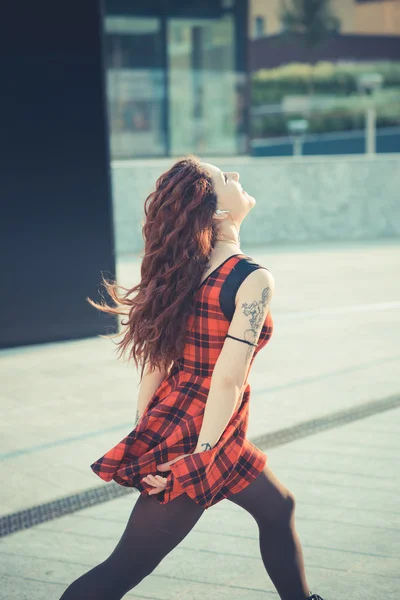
[249,0,400,39]
[104,0,249,159]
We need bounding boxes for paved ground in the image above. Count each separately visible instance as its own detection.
[1,407,399,599]
[1,238,399,598]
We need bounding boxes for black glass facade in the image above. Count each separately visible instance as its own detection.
[103,0,249,158]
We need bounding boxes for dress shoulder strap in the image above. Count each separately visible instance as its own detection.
[219,256,270,322]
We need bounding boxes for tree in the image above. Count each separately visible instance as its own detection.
[278,0,341,95]
[280,0,341,48]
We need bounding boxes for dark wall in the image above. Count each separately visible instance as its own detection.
[250,33,400,71]
[0,1,117,348]
[105,0,224,18]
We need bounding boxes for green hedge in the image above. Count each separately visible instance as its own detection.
[252,61,400,104]
[251,61,400,136]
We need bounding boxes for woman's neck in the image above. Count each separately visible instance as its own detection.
[213,239,242,254]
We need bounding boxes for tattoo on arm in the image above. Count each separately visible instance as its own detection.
[241,286,271,362]
[134,409,140,426]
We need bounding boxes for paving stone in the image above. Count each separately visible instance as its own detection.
[1,241,399,598]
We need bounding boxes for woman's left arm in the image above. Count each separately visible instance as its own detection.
[134,361,172,424]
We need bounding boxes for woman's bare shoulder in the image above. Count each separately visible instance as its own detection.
[236,260,275,303]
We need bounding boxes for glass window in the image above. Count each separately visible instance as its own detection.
[104,16,166,158]
[167,15,247,155]
[254,16,265,38]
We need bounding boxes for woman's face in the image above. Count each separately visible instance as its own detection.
[200,162,255,220]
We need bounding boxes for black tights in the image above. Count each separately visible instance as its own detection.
[59,463,310,600]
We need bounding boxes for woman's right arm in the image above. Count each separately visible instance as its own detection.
[193,267,275,453]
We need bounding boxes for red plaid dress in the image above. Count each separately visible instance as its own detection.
[90,253,274,509]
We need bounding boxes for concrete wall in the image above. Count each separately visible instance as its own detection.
[111,154,400,255]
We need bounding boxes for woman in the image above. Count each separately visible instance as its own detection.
[60,155,325,600]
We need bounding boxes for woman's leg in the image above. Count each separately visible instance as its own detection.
[226,461,310,600]
[59,491,205,600]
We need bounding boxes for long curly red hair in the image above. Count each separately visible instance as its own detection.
[87,154,219,383]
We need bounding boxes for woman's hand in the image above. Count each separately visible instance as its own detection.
[141,453,192,496]
[141,474,168,495]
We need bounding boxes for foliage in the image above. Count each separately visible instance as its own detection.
[252,61,400,104]
[280,0,341,47]
[251,104,400,138]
